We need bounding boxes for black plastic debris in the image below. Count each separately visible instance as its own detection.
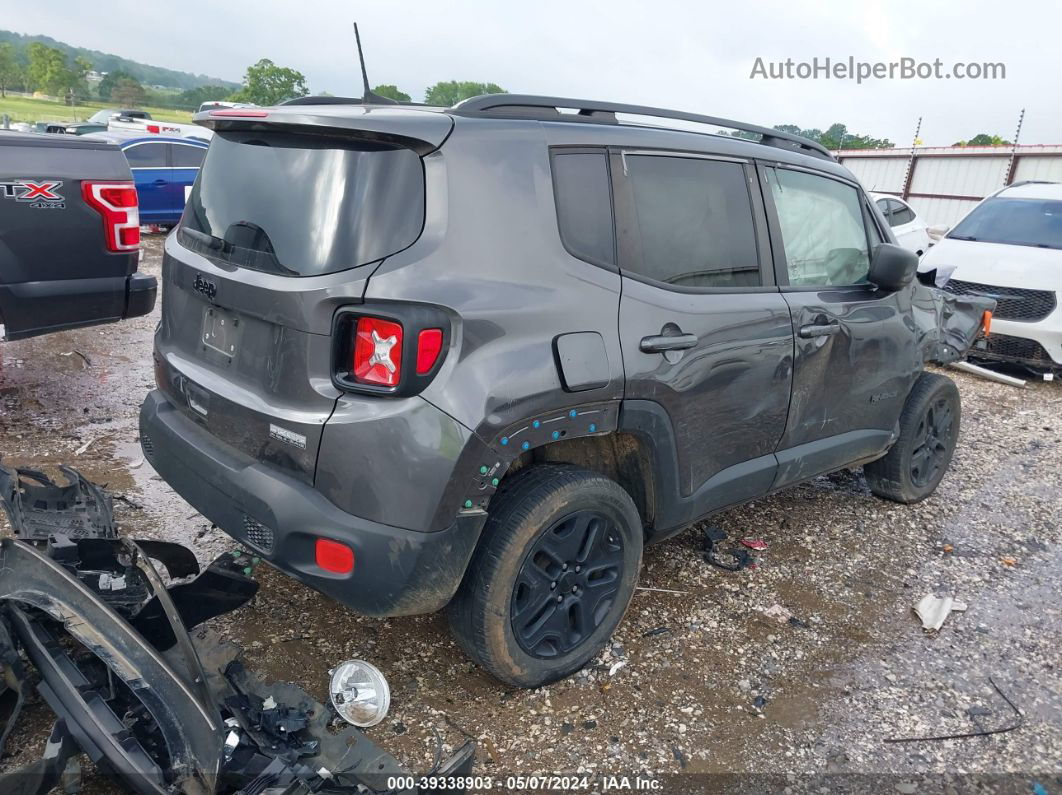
[0,464,476,794]
[0,464,116,540]
[702,526,756,571]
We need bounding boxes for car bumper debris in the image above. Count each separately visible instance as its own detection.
[0,464,475,794]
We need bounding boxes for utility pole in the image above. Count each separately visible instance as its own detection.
[1004,108,1025,186]
[900,116,922,200]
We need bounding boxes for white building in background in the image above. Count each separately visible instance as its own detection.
[838,144,1062,228]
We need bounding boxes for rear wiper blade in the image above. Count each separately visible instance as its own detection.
[182,226,232,253]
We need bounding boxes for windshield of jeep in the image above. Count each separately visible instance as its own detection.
[180,131,425,276]
[949,197,1062,250]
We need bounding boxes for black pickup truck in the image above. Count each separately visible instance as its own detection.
[0,132,156,341]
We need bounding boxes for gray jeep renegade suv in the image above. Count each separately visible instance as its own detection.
[140,95,990,687]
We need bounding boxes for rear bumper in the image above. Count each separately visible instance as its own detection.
[124,271,157,319]
[0,271,156,340]
[139,390,486,617]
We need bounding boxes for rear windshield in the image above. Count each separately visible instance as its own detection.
[179,131,425,276]
[949,197,1062,251]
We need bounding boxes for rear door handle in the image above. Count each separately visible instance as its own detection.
[640,333,698,353]
[798,322,841,339]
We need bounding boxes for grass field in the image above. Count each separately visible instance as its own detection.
[0,94,193,125]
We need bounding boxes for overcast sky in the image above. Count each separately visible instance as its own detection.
[5,0,1060,146]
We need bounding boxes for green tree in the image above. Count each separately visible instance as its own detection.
[423,80,505,106]
[98,69,137,100]
[178,84,235,109]
[953,133,1010,147]
[0,42,21,98]
[111,77,145,107]
[67,56,92,104]
[372,84,411,103]
[26,42,67,95]
[771,122,892,150]
[25,43,89,103]
[232,59,308,106]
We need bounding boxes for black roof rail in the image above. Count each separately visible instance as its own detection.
[453,94,834,161]
[1006,179,1057,188]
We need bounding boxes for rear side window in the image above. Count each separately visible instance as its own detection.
[767,167,871,286]
[172,144,206,168]
[180,131,425,277]
[890,200,915,226]
[125,142,168,168]
[624,155,761,288]
[551,151,615,267]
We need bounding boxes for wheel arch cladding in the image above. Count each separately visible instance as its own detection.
[456,402,624,514]
[482,427,657,532]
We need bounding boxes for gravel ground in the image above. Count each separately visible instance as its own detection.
[1,235,1059,794]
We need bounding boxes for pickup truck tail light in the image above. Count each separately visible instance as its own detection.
[82,181,140,252]
[333,307,449,397]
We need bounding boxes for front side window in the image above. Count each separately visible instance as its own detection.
[624,155,761,288]
[767,168,871,286]
[949,197,1062,250]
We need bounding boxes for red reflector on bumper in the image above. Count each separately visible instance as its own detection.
[315,539,355,574]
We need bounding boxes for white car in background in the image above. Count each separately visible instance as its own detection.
[918,181,1062,373]
[870,192,933,256]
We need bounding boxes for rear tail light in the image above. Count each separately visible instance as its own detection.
[334,308,449,396]
[353,317,403,387]
[146,124,160,133]
[81,181,140,252]
[316,539,354,574]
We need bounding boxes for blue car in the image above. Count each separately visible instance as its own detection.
[86,133,208,226]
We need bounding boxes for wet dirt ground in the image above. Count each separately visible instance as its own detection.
[1,235,1060,793]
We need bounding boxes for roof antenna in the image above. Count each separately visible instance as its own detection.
[354,23,396,105]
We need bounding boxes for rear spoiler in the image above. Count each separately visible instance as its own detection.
[193,105,454,156]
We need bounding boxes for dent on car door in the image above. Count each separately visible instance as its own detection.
[763,165,922,488]
[613,151,793,535]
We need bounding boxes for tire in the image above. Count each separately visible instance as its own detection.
[446,464,643,688]
[865,372,961,504]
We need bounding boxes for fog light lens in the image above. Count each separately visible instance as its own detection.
[329,660,390,727]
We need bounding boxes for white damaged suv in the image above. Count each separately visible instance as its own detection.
[919,181,1062,373]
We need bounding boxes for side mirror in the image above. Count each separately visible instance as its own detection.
[927,224,950,243]
[869,243,918,291]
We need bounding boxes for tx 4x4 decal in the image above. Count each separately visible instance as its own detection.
[0,179,65,208]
